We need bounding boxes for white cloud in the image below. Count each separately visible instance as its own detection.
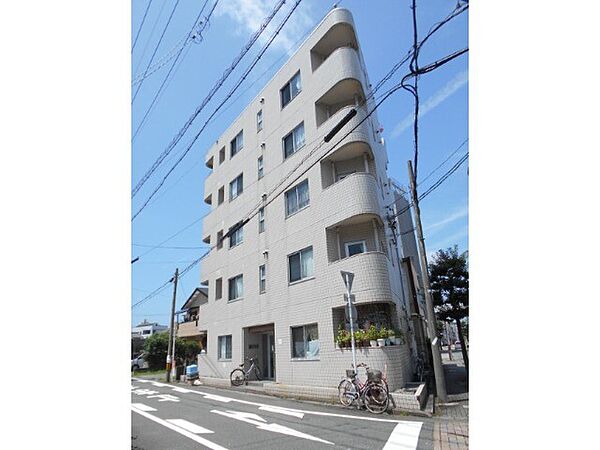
[425,205,468,234]
[426,228,468,260]
[391,69,468,138]
[216,0,315,54]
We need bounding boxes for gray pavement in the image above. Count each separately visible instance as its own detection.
[131,377,435,449]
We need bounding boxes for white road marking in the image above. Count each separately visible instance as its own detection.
[132,378,151,383]
[147,393,179,402]
[131,406,228,450]
[211,409,333,445]
[259,405,305,419]
[152,382,169,387]
[382,421,423,450]
[172,387,193,393]
[202,393,233,403]
[131,403,156,412]
[166,419,214,434]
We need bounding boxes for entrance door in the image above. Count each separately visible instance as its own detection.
[266,332,275,380]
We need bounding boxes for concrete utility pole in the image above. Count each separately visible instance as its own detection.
[341,271,357,372]
[166,268,179,383]
[407,160,447,402]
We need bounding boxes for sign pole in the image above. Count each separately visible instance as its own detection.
[341,271,357,372]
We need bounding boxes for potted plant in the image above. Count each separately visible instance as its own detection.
[354,329,365,348]
[335,328,349,349]
[377,327,386,347]
[366,325,378,347]
[387,328,397,345]
[394,328,405,345]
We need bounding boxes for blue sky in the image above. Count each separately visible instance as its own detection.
[131,0,468,326]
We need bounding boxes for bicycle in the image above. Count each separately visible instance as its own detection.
[338,363,389,414]
[230,357,262,386]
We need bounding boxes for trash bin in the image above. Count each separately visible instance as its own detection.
[186,364,199,380]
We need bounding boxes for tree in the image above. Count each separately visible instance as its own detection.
[429,246,469,370]
[143,331,169,370]
[131,336,145,357]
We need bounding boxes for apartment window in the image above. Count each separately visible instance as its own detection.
[257,156,264,179]
[280,71,301,108]
[345,240,366,257]
[215,278,223,300]
[258,207,265,233]
[217,230,224,250]
[229,173,243,200]
[219,146,225,164]
[218,335,232,360]
[218,186,225,205]
[228,274,243,301]
[257,109,263,132]
[291,323,319,359]
[288,246,314,283]
[142,330,151,335]
[259,264,266,294]
[229,225,243,248]
[283,122,305,159]
[285,179,309,216]
[230,130,243,158]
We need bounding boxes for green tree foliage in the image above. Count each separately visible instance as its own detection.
[429,245,469,369]
[143,331,202,370]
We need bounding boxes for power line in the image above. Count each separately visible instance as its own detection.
[131,0,289,198]
[419,138,468,186]
[133,0,168,75]
[132,0,154,53]
[132,0,181,105]
[132,0,218,142]
[132,244,209,250]
[132,0,305,221]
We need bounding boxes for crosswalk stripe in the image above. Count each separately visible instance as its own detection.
[382,421,423,450]
[131,403,156,412]
[166,419,214,434]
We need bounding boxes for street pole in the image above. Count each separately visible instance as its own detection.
[407,160,447,402]
[346,277,357,372]
[166,268,178,383]
[445,322,453,361]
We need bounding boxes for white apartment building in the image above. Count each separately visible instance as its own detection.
[131,320,168,339]
[196,7,427,390]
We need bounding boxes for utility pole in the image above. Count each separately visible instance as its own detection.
[166,267,178,383]
[407,160,447,402]
[341,271,357,372]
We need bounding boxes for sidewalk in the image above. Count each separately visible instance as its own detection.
[434,350,469,449]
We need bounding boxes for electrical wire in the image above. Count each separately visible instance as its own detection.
[132,0,305,221]
[132,0,181,105]
[419,138,468,186]
[132,0,154,53]
[132,0,218,142]
[131,0,290,198]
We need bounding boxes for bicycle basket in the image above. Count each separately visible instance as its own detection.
[346,369,356,378]
[367,369,382,382]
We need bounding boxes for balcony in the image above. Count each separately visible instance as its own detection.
[315,78,365,128]
[177,319,200,338]
[310,21,358,72]
[320,139,375,189]
[318,172,381,228]
[205,155,214,169]
[325,214,387,263]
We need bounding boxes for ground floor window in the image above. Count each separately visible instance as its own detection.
[291,323,319,359]
[218,335,232,360]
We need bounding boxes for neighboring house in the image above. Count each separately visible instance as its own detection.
[131,320,168,339]
[196,8,424,389]
[177,287,208,349]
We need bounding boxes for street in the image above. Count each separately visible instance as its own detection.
[131,378,434,449]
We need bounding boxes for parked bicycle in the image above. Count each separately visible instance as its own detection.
[338,363,389,414]
[230,357,262,386]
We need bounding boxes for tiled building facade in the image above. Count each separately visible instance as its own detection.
[196,8,427,390]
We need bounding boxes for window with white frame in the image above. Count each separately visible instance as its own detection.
[257,109,263,131]
[218,335,232,360]
[258,207,265,233]
[280,71,301,108]
[230,130,243,158]
[288,246,314,283]
[291,323,319,359]
[259,264,266,294]
[229,225,243,248]
[228,274,243,301]
[283,122,305,159]
[229,173,243,200]
[344,240,366,257]
[257,156,264,179]
[285,179,309,216]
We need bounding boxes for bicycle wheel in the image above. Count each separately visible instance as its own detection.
[338,379,357,407]
[364,382,389,414]
[230,369,245,386]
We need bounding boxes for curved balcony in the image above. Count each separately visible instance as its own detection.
[311,47,367,103]
[318,171,381,228]
[321,251,393,306]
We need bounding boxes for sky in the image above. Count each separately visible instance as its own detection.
[131,0,469,326]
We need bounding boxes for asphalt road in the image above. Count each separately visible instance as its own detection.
[131,377,434,450]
